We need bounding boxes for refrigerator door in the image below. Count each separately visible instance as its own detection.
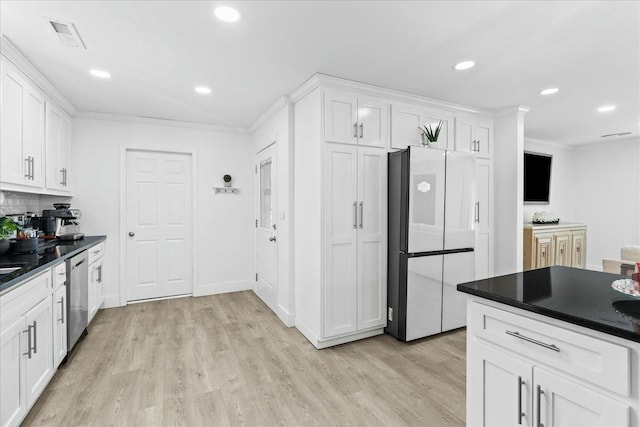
[444,151,476,250]
[441,251,475,332]
[407,147,446,253]
[405,255,443,341]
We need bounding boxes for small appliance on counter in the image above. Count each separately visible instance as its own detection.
[37,203,85,241]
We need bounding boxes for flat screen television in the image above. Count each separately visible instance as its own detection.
[524,152,552,204]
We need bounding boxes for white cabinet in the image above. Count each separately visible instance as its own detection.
[51,285,67,368]
[294,86,387,349]
[45,101,72,192]
[88,242,105,323]
[323,144,387,338]
[0,57,45,190]
[0,270,53,427]
[390,101,454,150]
[467,300,635,427]
[455,115,492,159]
[474,159,492,279]
[324,89,388,147]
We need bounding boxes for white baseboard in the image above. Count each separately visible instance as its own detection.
[102,294,122,308]
[276,304,295,327]
[193,279,253,297]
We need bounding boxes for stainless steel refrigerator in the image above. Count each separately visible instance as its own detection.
[386,146,476,341]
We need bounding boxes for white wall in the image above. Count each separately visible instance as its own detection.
[71,116,254,307]
[523,139,577,223]
[573,137,640,270]
[250,97,295,327]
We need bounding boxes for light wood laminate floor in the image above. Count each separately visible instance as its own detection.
[23,291,466,426]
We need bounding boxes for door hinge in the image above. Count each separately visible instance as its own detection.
[255,219,258,227]
[255,273,258,282]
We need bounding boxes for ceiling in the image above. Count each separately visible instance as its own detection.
[1,1,638,145]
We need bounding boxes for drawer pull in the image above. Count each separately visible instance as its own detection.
[537,385,545,427]
[518,376,525,424]
[506,330,560,352]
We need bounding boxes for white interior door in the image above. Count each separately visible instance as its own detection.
[255,144,278,311]
[126,150,193,301]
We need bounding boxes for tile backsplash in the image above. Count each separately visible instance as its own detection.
[0,191,41,215]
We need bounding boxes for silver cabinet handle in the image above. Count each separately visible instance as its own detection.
[518,376,525,425]
[475,202,480,223]
[25,157,31,178]
[23,325,33,358]
[353,123,358,138]
[32,320,37,354]
[359,123,363,138]
[268,236,276,242]
[506,330,560,352]
[58,297,65,323]
[98,265,102,283]
[129,232,135,237]
[30,157,35,179]
[537,385,544,427]
[60,168,65,185]
[359,202,363,229]
[353,202,357,229]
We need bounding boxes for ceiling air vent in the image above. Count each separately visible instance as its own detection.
[601,132,632,138]
[49,20,86,49]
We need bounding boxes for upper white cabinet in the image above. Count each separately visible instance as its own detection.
[455,115,492,159]
[390,101,454,150]
[45,102,72,192]
[0,57,45,190]
[324,89,388,147]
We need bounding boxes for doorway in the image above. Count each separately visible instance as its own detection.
[125,149,193,301]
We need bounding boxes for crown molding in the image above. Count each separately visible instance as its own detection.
[74,110,249,134]
[494,105,531,118]
[288,72,496,117]
[1,35,76,115]
[249,96,289,133]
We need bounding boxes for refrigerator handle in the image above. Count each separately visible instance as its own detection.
[353,202,358,229]
[359,202,363,229]
[475,202,480,223]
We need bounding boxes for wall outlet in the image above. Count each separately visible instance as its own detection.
[388,307,393,322]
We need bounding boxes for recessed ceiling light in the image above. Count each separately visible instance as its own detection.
[540,88,559,95]
[90,69,111,79]
[453,61,475,71]
[597,105,616,113]
[194,86,212,95]
[214,6,241,22]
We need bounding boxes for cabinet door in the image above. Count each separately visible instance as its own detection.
[59,112,71,189]
[324,90,358,145]
[0,60,26,185]
[357,95,387,148]
[476,160,491,234]
[571,230,586,269]
[534,233,554,269]
[323,143,358,338]
[88,262,97,323]
[475,121,492,159]
[535,367,629,427]
[468,341,533,427]
[475,233,490,280]
[96,260,104,311]
[356,146,386,330]
[45,102,63,190]
[22,83,45,188]
[0,317,27,427]
[455,117,475,153]
[554,232,571,267]
[390,102,424,149]
[24,298,53,408]
[52,286,67,367]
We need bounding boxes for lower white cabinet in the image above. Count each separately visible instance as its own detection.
[467,300,636,427]
[0,270,53,427]
[52,285,67,368]
[88,243,105,323]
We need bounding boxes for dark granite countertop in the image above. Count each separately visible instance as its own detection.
[457,266,640,343]
[0,235,106,296]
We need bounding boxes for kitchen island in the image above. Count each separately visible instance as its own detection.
[458,266,640,427]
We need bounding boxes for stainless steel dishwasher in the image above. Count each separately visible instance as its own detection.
[66,251,88,352]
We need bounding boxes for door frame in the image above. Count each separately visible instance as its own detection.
[118,145,199,306]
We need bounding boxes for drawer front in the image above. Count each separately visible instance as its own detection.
[88,242,105,265]
[468,302,630,396]
[0,270,51,326]
[52,262,66,288]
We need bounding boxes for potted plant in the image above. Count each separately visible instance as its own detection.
[0,217,19,255]
[223,174,232,188]
[419,120,443,147]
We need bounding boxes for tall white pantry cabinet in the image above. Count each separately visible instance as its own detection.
[294,85,388,349]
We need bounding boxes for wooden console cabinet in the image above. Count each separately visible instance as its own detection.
[523,223,586,270]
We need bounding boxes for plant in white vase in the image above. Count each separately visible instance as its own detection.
[419,120,443,147]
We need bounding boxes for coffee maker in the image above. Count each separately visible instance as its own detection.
[35,203,84,240]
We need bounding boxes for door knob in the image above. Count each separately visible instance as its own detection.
[269,236,276,242]
[128,232,135,237]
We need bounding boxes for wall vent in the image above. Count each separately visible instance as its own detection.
[49,20,86,49]
[601,132,632,138]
